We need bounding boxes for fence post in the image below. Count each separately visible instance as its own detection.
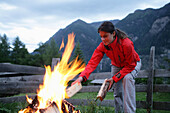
[51,58,60,71]
[146,46,155,113]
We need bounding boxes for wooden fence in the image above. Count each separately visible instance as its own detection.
[0,46,170,112]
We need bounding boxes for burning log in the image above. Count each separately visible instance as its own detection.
[23,96,80,113]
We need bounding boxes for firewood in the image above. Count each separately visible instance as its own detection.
[96,74,121,101]
[96,79,110,101]
[23,95,80,113]
[39,102,60,113]
[66,82,82,98]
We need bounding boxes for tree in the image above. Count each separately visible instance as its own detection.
[31,42,48,67]
[0,34,11,62]
[11,37,29,64]
[72,41,86,65]
[42,38,61,66]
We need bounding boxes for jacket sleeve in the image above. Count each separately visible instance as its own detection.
[79,44,105,82]
[112,40,137,82]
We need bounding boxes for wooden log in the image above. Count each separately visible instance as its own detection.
[51,58,60,71]
[137,70,149,78]
[81,85,170,92]
[155,69,170,77]
[89,72,111,80]
[0,81,41,96]
[146,46,155,113]
[96,79,110,101]
[0,83,170,97]
[40,102,60,113]
[66,83,82,98]
[153,84,170,92]
[136,84,147,92]
[153,101,170,110]
[81,69,169,81]
[0,95,36,103]
[0,75,44,82]
[0,96,170,111]
[80,86,101,92]
[0,63,45,76]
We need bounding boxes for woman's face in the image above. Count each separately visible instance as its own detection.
[99,31,115,45]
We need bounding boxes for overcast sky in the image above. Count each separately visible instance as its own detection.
[0,0,169,53]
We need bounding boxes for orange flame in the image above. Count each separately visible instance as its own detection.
[26,95,33,104]
[19,33,85,113]
[59,38,64,51]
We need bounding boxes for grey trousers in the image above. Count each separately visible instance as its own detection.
[111,60,142,113]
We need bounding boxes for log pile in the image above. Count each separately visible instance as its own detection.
[21,96,80,113]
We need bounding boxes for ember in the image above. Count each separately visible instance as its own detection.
[19,33,85,113]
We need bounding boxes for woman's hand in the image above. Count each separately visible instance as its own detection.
[71,77,83,86]
[106,78,114,91]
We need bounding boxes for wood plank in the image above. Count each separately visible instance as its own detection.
[0,81,41,96]
[0,95,36,103]
[66,83,82,98]
[153,101,170,110]
[89,72,111,80]
[91,79,105,84]
[153,84,170,92]
[155,69,170,77]
[0,75,44,82]
[0,63,45,76]
[85,69,169,80]
[0,83,169,96]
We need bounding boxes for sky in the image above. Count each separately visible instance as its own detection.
[0,0,169,53]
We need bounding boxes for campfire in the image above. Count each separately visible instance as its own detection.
[19,33,85,113]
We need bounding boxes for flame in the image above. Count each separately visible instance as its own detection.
[19,33,85,113]
[26,95,33,104]
[59,38,64,51]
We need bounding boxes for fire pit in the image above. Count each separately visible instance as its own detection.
[19,33,85,113]
[21,96,80,113]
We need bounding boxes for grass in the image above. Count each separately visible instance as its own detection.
[71,92,170,102]
[0,92,170,113]
[75,105,170,113]
[11,93,36,97]
[0,102,28,113]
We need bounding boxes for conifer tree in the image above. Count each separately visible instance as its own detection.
[0,34,11,62]
[11,37,29,64]
[72,41,86,65]
[43,38,60,66]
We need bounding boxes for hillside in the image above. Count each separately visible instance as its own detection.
[45,3,170,70]
[90,19,120,29]
[116,3,170,55]
[48,19,101,62]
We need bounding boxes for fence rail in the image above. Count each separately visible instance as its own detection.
[0,46,170,112]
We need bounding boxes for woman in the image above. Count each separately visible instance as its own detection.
[72,21,141,113]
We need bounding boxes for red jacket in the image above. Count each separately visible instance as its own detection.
[79,37,140,82]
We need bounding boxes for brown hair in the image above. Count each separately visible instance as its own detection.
[98,21,128,43]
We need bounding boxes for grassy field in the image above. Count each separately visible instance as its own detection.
[71,92,170,102]
[0,92,170,113]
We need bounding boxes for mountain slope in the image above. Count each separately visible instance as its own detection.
[116,3,170,54]
[47,3,170,62]
[90,19,120,29]
[48,19,101,62]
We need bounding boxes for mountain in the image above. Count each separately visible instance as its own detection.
[48,19,101,62]
[90,19,120,29]
[115,3,170,55]
[45,3,170,70]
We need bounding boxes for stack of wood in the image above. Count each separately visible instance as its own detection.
[22,96,80,113]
